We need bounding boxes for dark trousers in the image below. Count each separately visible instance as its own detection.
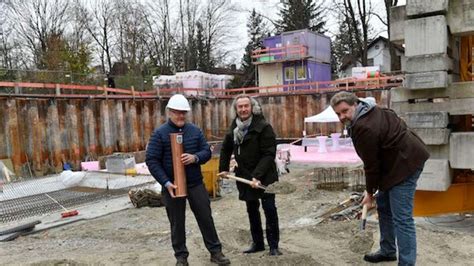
[162,183,222,259]
[245,193,280,249]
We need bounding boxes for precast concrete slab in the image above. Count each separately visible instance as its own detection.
[405,71,448,90]
[390,5,407,44]
[404,15,448,57]
[447,0,474,35]
[406,54,452,74]
[417,159,452,191]
[391,82,474,103]
[449,132,474,169]
[390,87,447,103]
[406,0,448,17]
[426,144,450,160]
[412,128,450,145]
[392,97,474,115]
[405,111,449,128]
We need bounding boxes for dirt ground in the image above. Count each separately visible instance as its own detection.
[1,165,473,265]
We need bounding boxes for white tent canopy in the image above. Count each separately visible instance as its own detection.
[304,106,340,123]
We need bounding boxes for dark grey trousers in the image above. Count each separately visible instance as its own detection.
[162,183,222,259]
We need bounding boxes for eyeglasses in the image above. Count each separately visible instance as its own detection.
[169,109,188,116]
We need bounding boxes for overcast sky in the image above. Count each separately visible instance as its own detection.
[226,0,406,65]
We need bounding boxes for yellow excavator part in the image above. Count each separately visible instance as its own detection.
[414,182,474,216]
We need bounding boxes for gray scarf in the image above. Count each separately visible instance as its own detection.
[233,116,252,145]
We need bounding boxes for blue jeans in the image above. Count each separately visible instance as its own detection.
[376,168,423,266]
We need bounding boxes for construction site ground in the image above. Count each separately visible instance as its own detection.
[1,164,473,265]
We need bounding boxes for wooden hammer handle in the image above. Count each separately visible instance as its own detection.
[360,204,368,230]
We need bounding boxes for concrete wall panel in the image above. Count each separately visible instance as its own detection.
[390,5,406,44]
[450,132,474,169]
[405,111,449,128]
[417,159,452,191]
[404,16,447,57]
[405,71,448,90]
[406,0,448,17]
[447,0,474,35]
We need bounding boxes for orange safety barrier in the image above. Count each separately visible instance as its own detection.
[0,75,404,99]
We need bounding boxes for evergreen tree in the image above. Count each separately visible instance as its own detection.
[240,9,267,87]
[172,42,185,72]
[195,21,213,72]
[332,13,362,75]
[277,0,326,33]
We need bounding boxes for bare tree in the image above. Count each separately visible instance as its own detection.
[113,0,149,74]
[75,0,115,73]
[0,2,14,69]
[6,0,71,69]
[183,0,200,70]
[384,0,400,71]
[333,0,374,67]
[202,0,237,67]
[143,0,175,73]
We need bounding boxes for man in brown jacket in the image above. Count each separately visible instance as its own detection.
[330,92,429,265]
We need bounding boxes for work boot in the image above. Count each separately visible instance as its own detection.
[210,251,231,265]
[269,248,282,256]
[176,257,188,266]
[243,243,265,253]
[363,251,397,263]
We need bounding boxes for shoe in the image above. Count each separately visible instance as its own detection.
[269,248,282,256]
[363,251,397,263]
[243,243,265,253]
[176,257,188,266]
[210,251,231,265]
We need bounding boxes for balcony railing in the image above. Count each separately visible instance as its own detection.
[251,44,308,64]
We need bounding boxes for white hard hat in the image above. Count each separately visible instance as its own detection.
[166,94,191,111]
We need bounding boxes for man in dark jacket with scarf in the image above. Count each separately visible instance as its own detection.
[219,94,282,256]
[330,92,429,266]
[146,94,230,266]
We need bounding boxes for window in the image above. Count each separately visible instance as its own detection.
[296,65,306,80]
[367,58,374,66]
[284,67,295,81]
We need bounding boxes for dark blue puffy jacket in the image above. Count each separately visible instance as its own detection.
[146,119,211,187]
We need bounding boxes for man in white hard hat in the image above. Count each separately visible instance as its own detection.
[146,94,230,266]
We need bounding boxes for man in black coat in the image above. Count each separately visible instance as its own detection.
[219,94,282,256]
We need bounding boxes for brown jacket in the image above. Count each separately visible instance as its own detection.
[350,106,429,194]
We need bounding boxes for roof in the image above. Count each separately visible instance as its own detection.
[339,36,405,71]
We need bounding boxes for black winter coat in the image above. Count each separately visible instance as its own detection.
[219,115,278,201]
